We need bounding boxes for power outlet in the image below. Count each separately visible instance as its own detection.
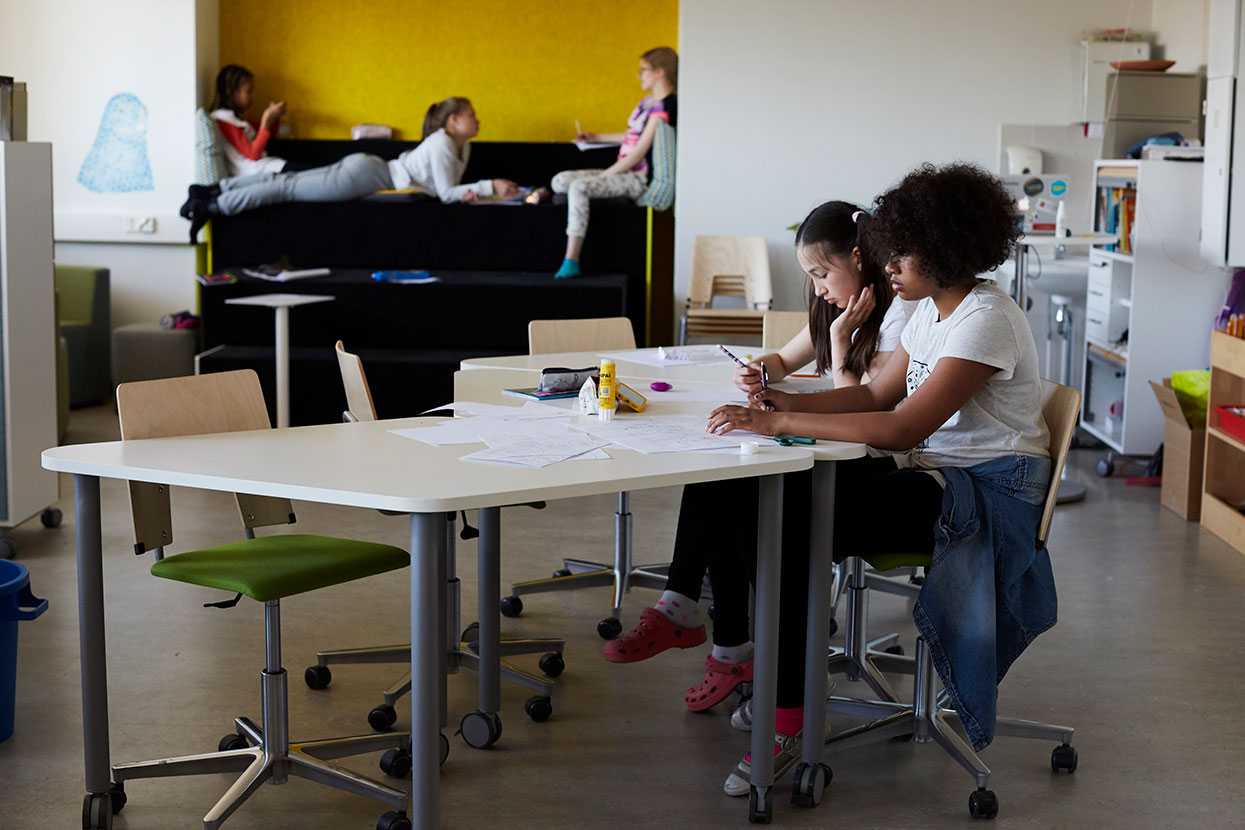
[126,216,158,234]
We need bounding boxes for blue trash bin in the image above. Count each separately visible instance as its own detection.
[0,560,48,743]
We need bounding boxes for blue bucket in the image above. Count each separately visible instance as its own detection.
[0,560,48,743]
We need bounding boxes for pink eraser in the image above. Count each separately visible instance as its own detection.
[649,382,672,392]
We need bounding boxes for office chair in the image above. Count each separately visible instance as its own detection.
[499,319,679,640]
[821,381,1081,820]
[306,342,566,733]
[110,370,413,830]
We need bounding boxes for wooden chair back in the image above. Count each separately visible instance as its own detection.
[115,370,294,553]
[1038,380,1082,544]
[689,236,772,308]
[336,340,378,421]
[762,311,807,350]
[528,317,637,355]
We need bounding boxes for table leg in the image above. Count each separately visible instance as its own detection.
[476,507,501,716]
[75,474,113,817]
[409,513,443,828]
[274,305,290,428]
[793,461,835,807]
[749,473,783,822]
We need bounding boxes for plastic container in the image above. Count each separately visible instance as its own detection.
[1215,405,1245,444]
[0,560,48,743]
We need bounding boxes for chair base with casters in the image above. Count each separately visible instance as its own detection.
[825,556,916,702]
[502,492,677,640]
[112,597,412,830]
[306,513,566,730]
[824,553,1077,820]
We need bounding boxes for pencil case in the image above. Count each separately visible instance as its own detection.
[538,367,599,393]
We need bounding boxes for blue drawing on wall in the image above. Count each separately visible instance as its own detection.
[77,93,154,193]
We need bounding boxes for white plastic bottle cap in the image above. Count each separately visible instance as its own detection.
[598,407,615,423]
[740,440,760,455]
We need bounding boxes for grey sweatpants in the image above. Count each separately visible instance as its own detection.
[216,152,394,215]
[551,169,647,238]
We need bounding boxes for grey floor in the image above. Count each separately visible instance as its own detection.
[2,405,1244,829]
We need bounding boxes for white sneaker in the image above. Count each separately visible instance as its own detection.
[723,731,803,797]
[730,681,837,733]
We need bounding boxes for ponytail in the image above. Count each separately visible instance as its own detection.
[212,64,254,115]
[422,96,472,139]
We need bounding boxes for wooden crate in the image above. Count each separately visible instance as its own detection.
[1202,330,1245,555]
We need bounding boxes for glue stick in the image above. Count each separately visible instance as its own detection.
[597,359,617,422]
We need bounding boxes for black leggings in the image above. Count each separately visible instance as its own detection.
[664,457,943,709]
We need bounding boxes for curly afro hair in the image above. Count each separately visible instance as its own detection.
[862,162,1019,288]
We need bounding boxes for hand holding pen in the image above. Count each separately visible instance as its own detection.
[720,345,773,410]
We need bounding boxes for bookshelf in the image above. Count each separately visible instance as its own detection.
[1202,331,1245,556]
[1082,160,1228,471]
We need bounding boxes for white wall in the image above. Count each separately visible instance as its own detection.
[676,0,1162,312]
[1152,0,1210,71]
[1,0,218,325]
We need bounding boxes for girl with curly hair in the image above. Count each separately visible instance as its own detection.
[690,162,1052,797]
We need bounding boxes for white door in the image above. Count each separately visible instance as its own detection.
[1204,76,1235,266]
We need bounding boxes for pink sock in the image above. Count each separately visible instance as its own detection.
[775,706,803,737]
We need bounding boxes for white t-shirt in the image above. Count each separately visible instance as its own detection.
[898,281,1049,469]
[387,128,493,203]
[877,298,919,354]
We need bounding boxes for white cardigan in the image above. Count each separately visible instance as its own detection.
[387,128,493,203]
[209,109,286,178]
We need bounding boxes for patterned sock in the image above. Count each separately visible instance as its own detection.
[711,641,754,664]
[554,258,581,279]
[654,590,701,629]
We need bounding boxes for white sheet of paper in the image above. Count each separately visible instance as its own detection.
[461,430,610,468]
[597,345,735,367]
[570,414,741,454]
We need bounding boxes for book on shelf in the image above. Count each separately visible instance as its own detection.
[1094,184,1136,255]
[240,264,332,282]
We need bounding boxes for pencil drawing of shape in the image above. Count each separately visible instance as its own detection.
[78,93,154,193]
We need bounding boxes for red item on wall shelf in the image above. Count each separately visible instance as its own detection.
[1215,405,1245,444]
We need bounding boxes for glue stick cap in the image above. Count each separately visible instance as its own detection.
[598,406,615,423]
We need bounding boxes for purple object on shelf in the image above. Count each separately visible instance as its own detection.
[649,382,672,392]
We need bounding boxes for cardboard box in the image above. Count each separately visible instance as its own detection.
[1150,378,1205,520]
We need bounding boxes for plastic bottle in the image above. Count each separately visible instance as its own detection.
[597,359,617,422]
[1054,200,1068,238]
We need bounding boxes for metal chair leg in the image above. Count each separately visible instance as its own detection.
[201,753,271,830]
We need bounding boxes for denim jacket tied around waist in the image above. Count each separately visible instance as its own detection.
[912,453,1055,751]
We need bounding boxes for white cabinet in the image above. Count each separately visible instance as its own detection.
[1082,40,1151,123]
[0,142,58,529]
[1209,0,1241,78]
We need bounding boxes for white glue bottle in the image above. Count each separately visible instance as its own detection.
[597,359,617,422]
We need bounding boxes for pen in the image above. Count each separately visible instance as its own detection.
[575,119,582,136]
[718,345,768,391]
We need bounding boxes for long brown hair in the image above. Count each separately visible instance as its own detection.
[422,96,472,139]
[641,47,678,90]
[795,201,894,378]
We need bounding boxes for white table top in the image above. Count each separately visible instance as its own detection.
[454,368,866,463]
[1018,233,1117,248]
[462,345,763,382]
[42,417,815,513]
[225,293,336,309]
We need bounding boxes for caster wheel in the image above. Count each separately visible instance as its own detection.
[597,617,622,640]
[884,644,905,656]
[82,792,114,830]
[40,507,63,528]
[1096,457,1114,478]
[790,761,832,808]
[377,810,412,830]
[538,652,565,678]
[440,732,450,767]
[499,596,523,618]
[734,681,754,702]
[1051,743,1078,773]
[0,538,15,560]
[109,782,127,815]
[460,622,480,644]
[968,788,999,820]
[748,786,773,824]
[459,710,503,748]
[707,604,717,621]
[552,567,572,578]
[218,733,248,752]
[379,746,412,778]
[304,664,332,690]
[524,695,553,722]
[369,704,398,732]
[827,617,839,639]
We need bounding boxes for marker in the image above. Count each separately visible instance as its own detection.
[773,435,816,446]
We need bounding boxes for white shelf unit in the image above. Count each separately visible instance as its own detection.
[1083,160,1228,456]
[0,142,58,533]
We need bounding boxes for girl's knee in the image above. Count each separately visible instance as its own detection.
[568,179,592,199]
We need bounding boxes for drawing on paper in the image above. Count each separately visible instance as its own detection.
[77,93,154,193]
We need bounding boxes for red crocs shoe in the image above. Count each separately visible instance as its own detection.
[602,608,707,664]
[684,655,754,712]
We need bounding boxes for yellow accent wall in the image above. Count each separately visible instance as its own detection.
[218,0,678,141]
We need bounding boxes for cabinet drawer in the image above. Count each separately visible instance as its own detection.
[1086,313,1112,344]
[1086,285,1113,315]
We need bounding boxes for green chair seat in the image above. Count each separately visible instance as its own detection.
[858,552,931,573]
[151,534,409,602]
